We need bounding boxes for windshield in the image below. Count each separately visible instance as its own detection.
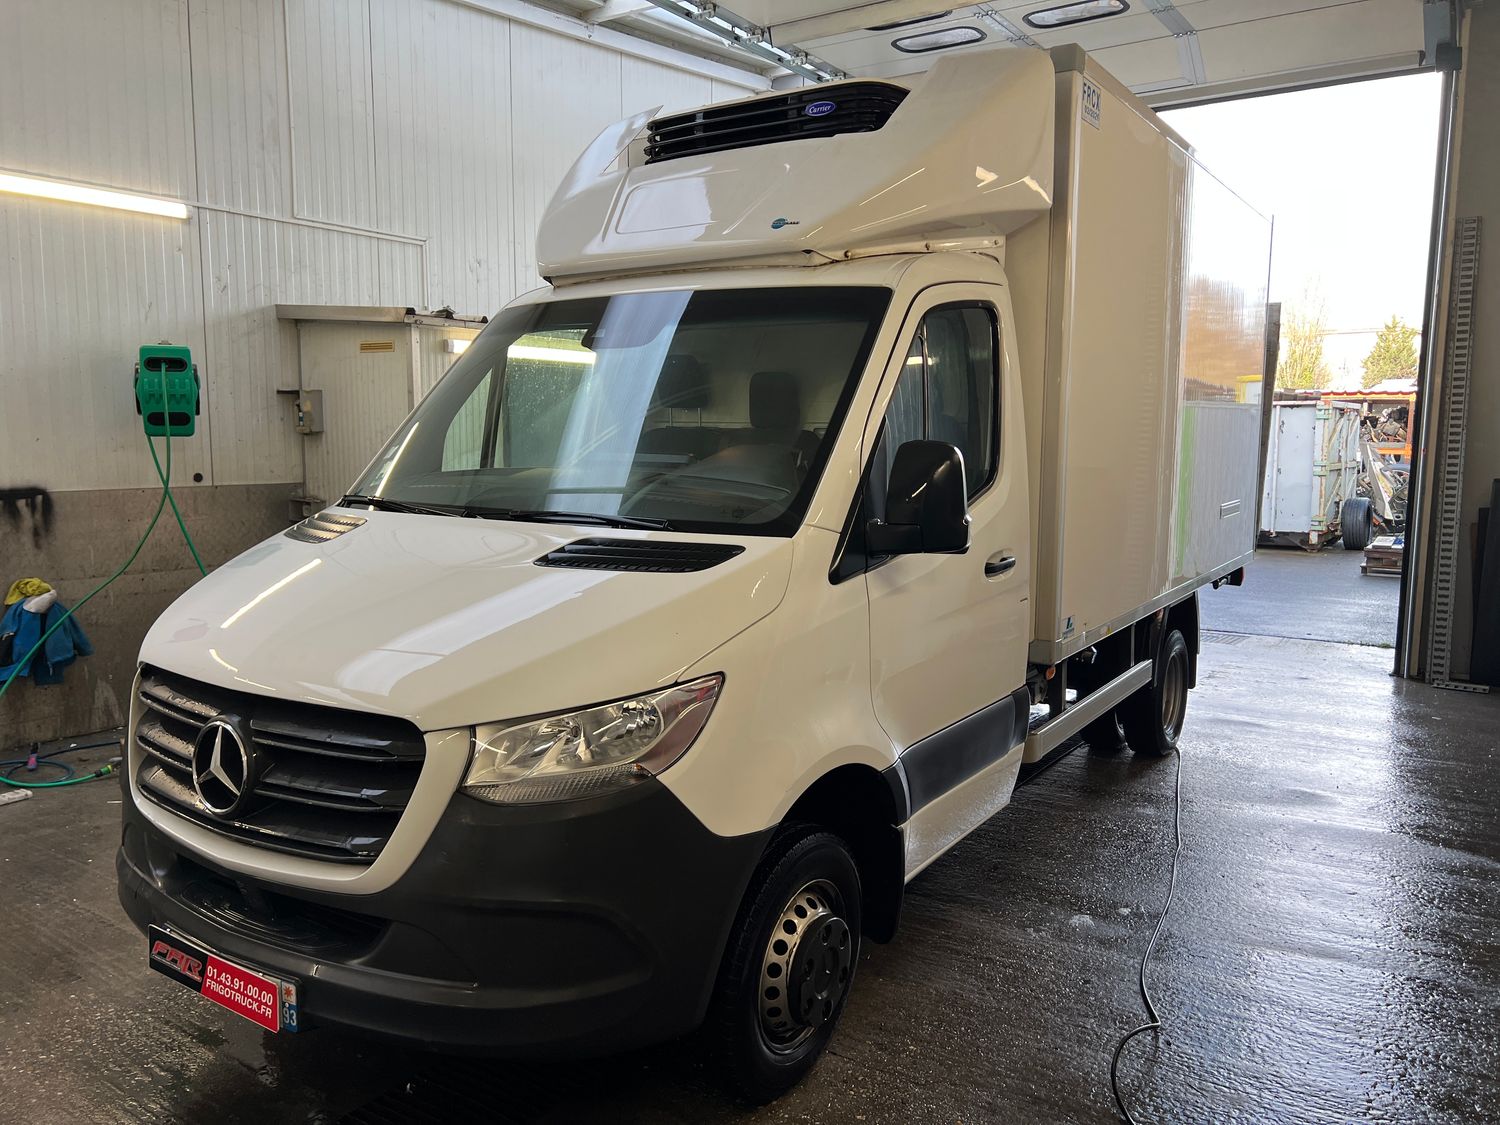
[351,286,891,535]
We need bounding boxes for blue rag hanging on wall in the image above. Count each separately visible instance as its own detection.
[0,598,94,686]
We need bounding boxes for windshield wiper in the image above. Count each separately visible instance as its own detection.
[342,495,673,530]
[341,494,464,518]
[465,506,673,531]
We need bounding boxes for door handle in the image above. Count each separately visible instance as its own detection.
[985,552,1017,577]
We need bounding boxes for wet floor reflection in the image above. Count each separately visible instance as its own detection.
[2,634,1496,1123]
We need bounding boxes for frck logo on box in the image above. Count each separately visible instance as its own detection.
[1081,79,1102,129]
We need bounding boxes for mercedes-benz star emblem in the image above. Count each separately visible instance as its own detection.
[192,718,253,817]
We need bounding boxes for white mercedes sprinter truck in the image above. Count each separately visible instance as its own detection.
[118,46,1269,1099]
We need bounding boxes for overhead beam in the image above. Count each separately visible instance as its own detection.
[1142,0,1206,86]
[1143,51,1427,108]
[644,0,850,81]
[585,0,654,23]
[974,6,1041,49]
[449,0,770,88]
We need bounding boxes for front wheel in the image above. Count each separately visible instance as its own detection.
[1120,628,1190,757]
[703,829,862,1104]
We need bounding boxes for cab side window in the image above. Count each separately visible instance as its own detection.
[871,305,999,508]
[835,303,1000,582]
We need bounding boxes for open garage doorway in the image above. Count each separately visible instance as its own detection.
[1162,73,1443,650]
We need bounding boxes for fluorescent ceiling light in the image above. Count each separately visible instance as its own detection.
[507,344,596,365]
[0,171,190,219]
[1024,0,1129,29]
[892,26,986,53]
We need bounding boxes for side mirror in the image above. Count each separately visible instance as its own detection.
[866,440,970,556]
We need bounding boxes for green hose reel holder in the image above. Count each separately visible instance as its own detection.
[133,343,199,437]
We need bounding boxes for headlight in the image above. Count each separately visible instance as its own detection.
[461,675,722,804]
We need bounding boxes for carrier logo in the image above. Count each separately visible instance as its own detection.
[192,717,256,817]
[804,100,837,117]
[150,939,205,984]
[770,217,801,230]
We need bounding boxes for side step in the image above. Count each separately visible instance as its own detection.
[1023,659,1153,763]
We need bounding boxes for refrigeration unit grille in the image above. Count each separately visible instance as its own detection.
[644,83,909,165]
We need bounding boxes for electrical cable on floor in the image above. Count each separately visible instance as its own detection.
[1108,744,1184,1125]
[0,367,206,780]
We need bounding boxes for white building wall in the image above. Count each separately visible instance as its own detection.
[188,0,296,217]
[0,198,209,491]
[0,0,762,492]
[288,0,382,229]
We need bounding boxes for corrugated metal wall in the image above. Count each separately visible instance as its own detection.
[0,0,761,492]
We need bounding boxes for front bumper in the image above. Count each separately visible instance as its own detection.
[117,777,770,1054]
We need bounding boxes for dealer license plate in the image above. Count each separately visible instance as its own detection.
[147,925,299,1032]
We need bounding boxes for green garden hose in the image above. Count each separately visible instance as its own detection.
[149,436,207,576]
[0,757,118,789]
[0,367,208,781]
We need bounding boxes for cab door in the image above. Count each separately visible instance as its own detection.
[851,285,1031,872]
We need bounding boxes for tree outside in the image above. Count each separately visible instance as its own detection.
[1277,294,1331,390]
[1361,315,1420,387]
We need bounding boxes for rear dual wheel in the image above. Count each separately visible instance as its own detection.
[1070,658,1128,754]
[1120,628,1190,757]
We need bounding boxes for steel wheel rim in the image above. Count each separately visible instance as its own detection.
[757,878,853,1054]
[1161,650,1188,739]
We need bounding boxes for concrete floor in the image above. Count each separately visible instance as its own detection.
[1201,546,1400,648]
[4,629,1497,1123]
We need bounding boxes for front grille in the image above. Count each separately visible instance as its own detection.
[535,537,745,573]
[644,82,909,165]
[134,667,426,865]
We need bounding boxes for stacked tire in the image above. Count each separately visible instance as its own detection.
[1341,497,1373,551]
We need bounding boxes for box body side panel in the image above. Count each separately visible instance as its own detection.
[1020,65,1270,658]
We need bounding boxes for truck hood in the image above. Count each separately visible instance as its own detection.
[140,510,793,731]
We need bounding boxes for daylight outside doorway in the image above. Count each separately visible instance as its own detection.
[1164,72,1442,650]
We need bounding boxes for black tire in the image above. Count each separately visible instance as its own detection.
[1081,710,1127,754]
[1341,496,1373,551]
[1069,659,1128,754]
[1120,629,1190,757]
[703,828,862,1104]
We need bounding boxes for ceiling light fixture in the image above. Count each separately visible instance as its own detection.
[1023,0,1129,29]
[892,25,986,52]
[867,10,952,31]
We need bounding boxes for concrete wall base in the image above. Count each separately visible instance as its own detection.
[1,484,294,751]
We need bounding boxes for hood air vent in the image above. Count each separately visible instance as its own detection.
[644,82,909,165]
[536,538,745,573]
[285,511,367,544]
